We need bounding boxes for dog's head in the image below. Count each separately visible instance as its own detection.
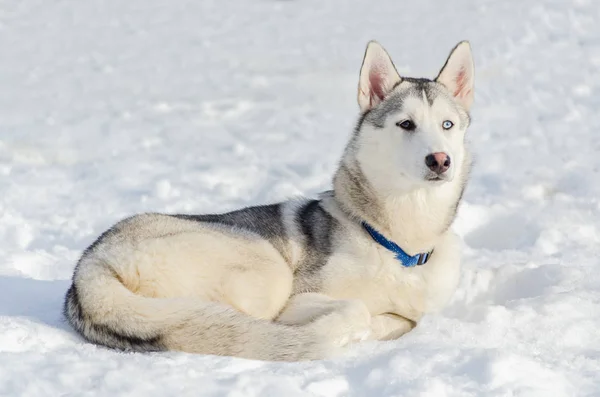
[351,41,474,193]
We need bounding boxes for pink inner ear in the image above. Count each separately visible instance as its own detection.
[454,67,466,97]
[369,69,386,101]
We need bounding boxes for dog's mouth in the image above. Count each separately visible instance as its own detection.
[425,174,449,183]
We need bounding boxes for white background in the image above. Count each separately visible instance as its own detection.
[0,0,599,395]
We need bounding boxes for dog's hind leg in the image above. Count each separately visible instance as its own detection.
[221,255,294,320]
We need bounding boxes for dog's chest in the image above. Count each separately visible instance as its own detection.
[318,241,435,320]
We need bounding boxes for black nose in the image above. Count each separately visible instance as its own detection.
[425,152,451,174]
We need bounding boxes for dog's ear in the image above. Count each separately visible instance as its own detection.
[436,41,475,111]
[358,41,401,112]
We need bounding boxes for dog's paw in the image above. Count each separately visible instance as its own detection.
[312,299,372,347]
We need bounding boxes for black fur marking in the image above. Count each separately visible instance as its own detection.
[402,77,436,105]
[298,201,329,253]
[173,204,284,239]
[294,200,336,277]
[173,203,288,256]
[63,284,165,352]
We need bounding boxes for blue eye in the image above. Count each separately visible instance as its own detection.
[442,120,454,130]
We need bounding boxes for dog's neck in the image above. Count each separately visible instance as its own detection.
[332,155,469,254]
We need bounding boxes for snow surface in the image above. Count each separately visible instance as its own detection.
[1,0,600,395]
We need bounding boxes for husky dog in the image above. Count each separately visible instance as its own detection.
[64,41,475,361]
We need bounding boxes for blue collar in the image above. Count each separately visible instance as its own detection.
[362,222,433,267]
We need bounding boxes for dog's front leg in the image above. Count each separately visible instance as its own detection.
[276,293,372,349]
[276,293,341,326]
[369,313,416,341]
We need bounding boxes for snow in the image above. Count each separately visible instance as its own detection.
[1,0,600,395]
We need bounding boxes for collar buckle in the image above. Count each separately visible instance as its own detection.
[362,222,433,268]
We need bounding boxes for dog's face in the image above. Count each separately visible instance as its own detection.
[353,41,474,193]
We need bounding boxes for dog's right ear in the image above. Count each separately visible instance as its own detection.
[358,41,401,112]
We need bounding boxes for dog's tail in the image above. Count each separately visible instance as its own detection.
[63,265,326,361]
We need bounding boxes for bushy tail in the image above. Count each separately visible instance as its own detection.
[63,269,324,361]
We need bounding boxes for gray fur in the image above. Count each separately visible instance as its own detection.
[292,200,337,292]
[332,161,383,227]
[172,203,288,259]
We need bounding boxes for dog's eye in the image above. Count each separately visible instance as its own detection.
[442,120,454,130]
[396,120,416,131]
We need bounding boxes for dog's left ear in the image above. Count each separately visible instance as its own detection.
[436,41,475,111]
[358,41,401,112]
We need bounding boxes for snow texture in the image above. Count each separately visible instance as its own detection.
[1,0,600,395]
